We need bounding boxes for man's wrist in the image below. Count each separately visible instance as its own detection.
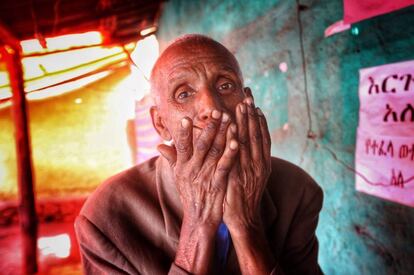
[182,213,221,235]
[226,213,263,238]
[229,222,275,275]
[174,217,218,274]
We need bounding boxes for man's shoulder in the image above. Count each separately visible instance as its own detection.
[268,156,322,193]
[79,156,160,219]
[267,156,323,212]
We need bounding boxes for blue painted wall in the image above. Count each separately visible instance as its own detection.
[156,1,414,274]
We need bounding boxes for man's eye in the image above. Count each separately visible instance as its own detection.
[218,82,234,91]
[177,90,192,99]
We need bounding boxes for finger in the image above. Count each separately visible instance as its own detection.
[245,97,263,163]
[236,102,249,167]
[175,117,193,163]
[192,110,222,166]
[214,124,239,185]
[223,163,240,210]
[257,107,272,167]
[227,122,237,148]
[157,144,177,167]
[204,112,231,165]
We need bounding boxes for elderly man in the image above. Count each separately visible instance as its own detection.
[75,34,323,275]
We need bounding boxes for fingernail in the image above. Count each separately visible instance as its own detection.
[222,113,229,123]
[257,107,263,116]
[230,123,237,133]
[181,118,189,128]
[230,140,238,150]
[212,110,221,119]
[240,104,246,114]
[245,97,254,106]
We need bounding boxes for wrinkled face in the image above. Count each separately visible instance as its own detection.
[152,42,247,141]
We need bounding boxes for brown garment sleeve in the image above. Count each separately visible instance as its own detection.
[278,185,324,275]
[270,262,286,275]
[75,215,138,274]
[75,215,190,275]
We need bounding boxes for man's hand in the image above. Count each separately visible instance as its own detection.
[158,110,238,274]
[224,92,275,274]
[223,95,271,233]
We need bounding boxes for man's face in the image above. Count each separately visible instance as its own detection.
[153,42,246,141]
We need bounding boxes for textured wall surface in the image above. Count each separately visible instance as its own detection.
[157,1,414,274]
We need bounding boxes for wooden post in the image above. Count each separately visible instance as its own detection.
[0,31,38,274]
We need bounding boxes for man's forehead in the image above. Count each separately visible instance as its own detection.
[156,44,240,77]
[163,58,239,78]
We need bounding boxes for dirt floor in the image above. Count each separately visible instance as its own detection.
[0,197,85,274]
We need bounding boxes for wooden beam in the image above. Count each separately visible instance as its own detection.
[0,24,38,274]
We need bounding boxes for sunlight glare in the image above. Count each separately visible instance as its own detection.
[0,31,128,102]
[126,35,159,101]
[140,26,157,37]
[131,34,159,77]
[38,234,71,259]
[21,32,103,54]
[26,71,111,100]
[113,34,159,121]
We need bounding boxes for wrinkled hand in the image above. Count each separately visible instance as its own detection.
[222,92,274,274]
[158,110,238,227]
[157,110,239,274]
[223,94,272,235]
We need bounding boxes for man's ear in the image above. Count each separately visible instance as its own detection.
[150,106,172,141]
[243,86,253,98]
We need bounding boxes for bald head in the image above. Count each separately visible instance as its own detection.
[150,34,243,105]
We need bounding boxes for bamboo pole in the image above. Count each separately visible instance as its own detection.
[0,27,38,274]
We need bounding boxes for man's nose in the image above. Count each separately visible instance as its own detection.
[196,87,224,121]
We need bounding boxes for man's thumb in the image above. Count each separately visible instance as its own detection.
[157,144,177,167]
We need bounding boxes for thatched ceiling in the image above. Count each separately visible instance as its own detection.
[0,0,164,45]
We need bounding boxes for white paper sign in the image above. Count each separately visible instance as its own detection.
[356,60,414,207]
